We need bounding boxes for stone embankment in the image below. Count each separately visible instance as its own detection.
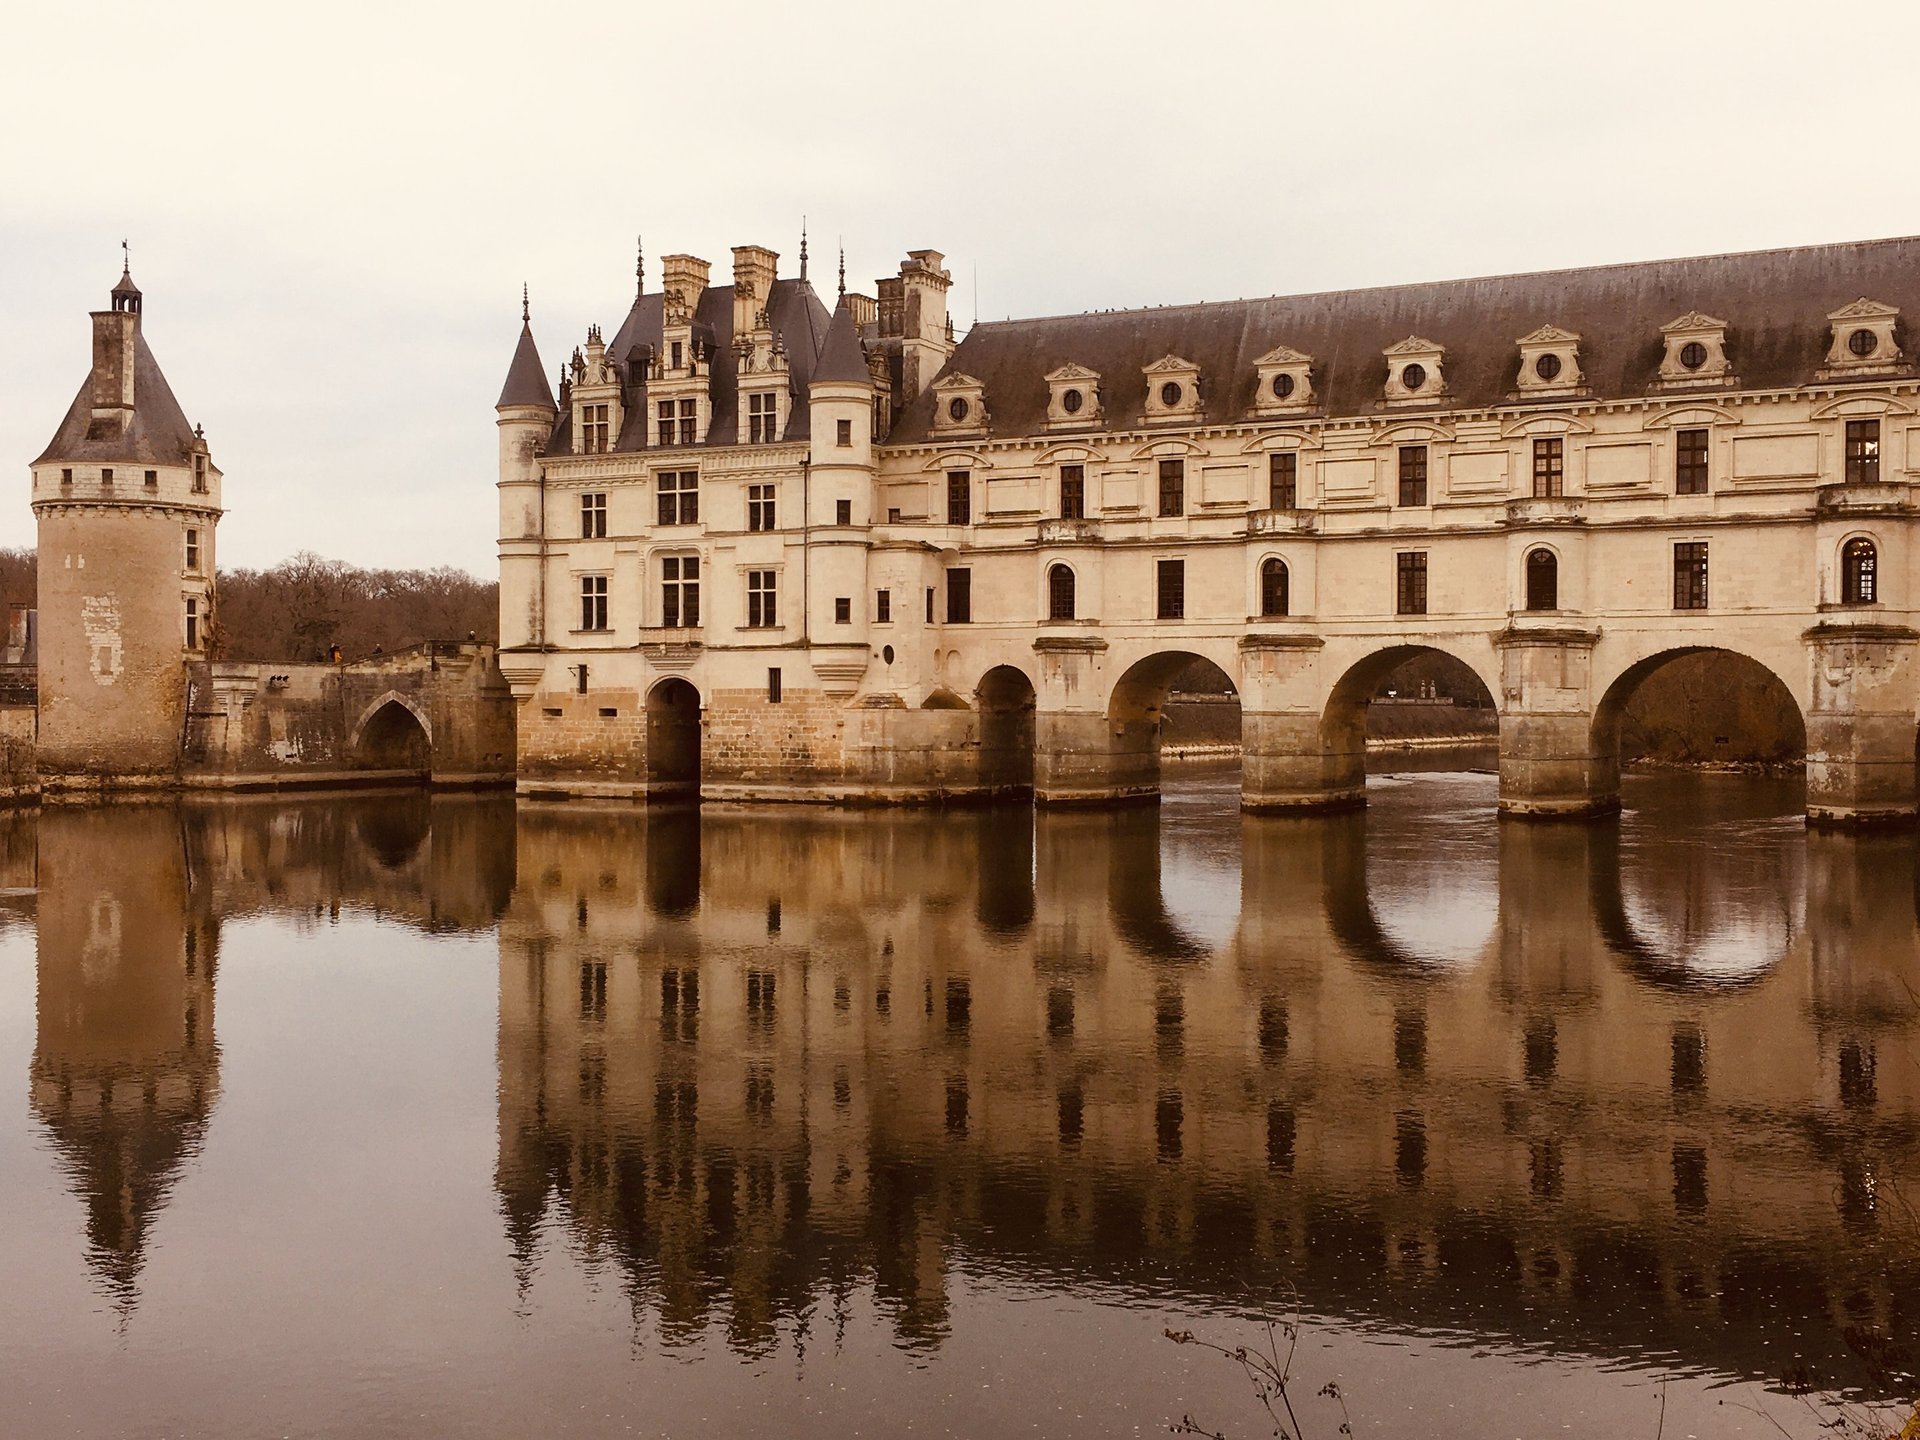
[1161,694,1496,758]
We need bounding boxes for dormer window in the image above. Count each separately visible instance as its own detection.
[671,341,684,370]
[581,403,610,454]
[656,398,699,447]
[192,455,208,493]
[1514,325,1584,397]
[1045,363,1104,428]
[1383,338,1448,405]
[1142,355,1203,424]
[1821,299,1904,380]
[931,373,989,435]
[1252,346,1314,415]
[747,390,779,443]
[1656,312,1733,388]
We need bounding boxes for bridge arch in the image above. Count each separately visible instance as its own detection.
[349,691,432,774]
[645,677,702,795]
[977,664,1037,795]
[1591,645,1807,788]
[1314,641,1500,802]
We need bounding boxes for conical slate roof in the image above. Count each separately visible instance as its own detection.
[497,321,556,409]
[34,330,199,466]
[810,296,871,386]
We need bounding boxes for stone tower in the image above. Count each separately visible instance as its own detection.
[30,262,223,785]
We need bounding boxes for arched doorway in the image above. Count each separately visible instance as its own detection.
[977,666,1036,795]
[352,696,431,776]
[645,678,702,797]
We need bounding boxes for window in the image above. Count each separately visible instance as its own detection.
[1846,419,1881,484]
[768,668,782,703]
[1675,427,1709,494]
[1158,458,1185,516]
[576,664,589,694]
[657,470,698,526]
[747,483,776,531]
[1843,537,1878,604]
[748,391,778,444]
[580,575,609,630]
[192,455,208,493]
[144,469,157,487]
[876,589,891,623]
[1525,548,1557,611]
[101,467,114,486]
[671,340,683,370]
[946,568,972,624]
[1260,558,1288,617]
[1060,464,1085,520]
[836,499,851,526]
[1397,446,1428,506]
[947,470,971,525]
[581,492,607,538]
[834,597,851,624]
[1395,552,1427,615]
[656,400,675,447]
[1156,559,1185,619]
[184,528,200,573]
[60,468,72,486]
[1269,452,1297,510]
[661,556,699,627]
[581,403,609,454]
[926,588,934,622]
[678,398,697,446]
[184,597,200,650]
[836,417,852,447]
[747,570,778,628]
[1532,437,1564,498]
[1673,542,1709,610]
[1048,564,1076,621]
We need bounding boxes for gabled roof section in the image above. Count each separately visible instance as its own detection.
[497,322,556,409]
[886,235,1920,442]
[34,331,199,466]
[812,296,872,386]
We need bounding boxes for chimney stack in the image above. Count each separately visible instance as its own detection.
[731,245,778,337]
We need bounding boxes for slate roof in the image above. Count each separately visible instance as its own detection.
[35,328,200,467]
[811,296,872,385]
[497,321,556,409]
[887,235,1920,444]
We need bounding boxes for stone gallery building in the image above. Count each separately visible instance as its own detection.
[499,235,1920,824]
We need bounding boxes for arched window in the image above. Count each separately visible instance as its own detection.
[1843,537,1878,604]
[1047,564,1076,621]
[1525,548,1558,611]
[1259,558,1289,617]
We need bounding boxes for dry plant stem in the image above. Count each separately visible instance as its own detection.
[1166,1304,1350,1440]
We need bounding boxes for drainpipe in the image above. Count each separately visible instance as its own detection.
[800,454,811,646]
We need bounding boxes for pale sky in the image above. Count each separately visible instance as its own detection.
[6,0,1918,578]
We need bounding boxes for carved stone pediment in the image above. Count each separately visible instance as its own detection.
[931,372,989,434]
[1383,336,1447,405]
[1142,355,1203,424]
[1252,345,1315,414]
[1822,297,1905,379]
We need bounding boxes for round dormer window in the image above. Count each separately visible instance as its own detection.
[1061,388,1083,415]
[1534,352,1562,382]
[1678,341,1708,370]
[1160,382,1183,408]
[948,397,970,422]
[1401,363,1427,392]
[1849,328,1879,358]
[1271,373,1295,400]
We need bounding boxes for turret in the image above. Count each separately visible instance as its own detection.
[495,290,557,652]
[808,295,879,657]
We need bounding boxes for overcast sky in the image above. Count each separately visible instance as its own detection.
[5,0,1918,578]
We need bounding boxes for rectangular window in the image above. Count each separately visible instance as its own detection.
[580,574,609,631]
[1156,559,1185,619]
[748,391,778,444]
[581,492,607,538]
[836,418,852,447]
[660,555,700,627]
[834,597,851,624]
[678,398,697,446]
[1532,437,1564,498]
[184,528,200,573]
[836,498,852,526]
[768,668,782,704]
[926,587,935,622]
[1060,464,1086,519]
[946,568,972,624]
[657,470,698,526]
[184,597,199,650]
[747,570,778,628]
[192,455,208,493]
[1675,427,1709,494]
[1269,452,1297,510]
[60,468,72,486]
[1398,446,1428,506]
[581,403,610,454]
[671,340,683,370]
[1846,419,1881,484]
[101,467,114,486]
[144,469,157,487]
[576,663,589,695]
[876,588,892,623]
[747,482,775,532]
[1158,458,1185,516]
[656,400,675,447]
[1673,541,1709,610]
[1395,552,1428,615]
[947,470,971,525]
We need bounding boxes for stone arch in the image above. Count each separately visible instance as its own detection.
[977,664,1037,795]
[1590,646,1808,795]
[1315,642,1500,803]
[350,692,432,773]
[645,677,702,796]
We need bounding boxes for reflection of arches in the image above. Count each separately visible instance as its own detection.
[351,693,431,773]
[644,806,701,918]
[974,807,1034,934]
[1321,802,1498,975]
[978,666,1036,794]
[353,794,432,870]
[1105,808,1212,961]
[1591,647,1806,782]
[646,678,701,795]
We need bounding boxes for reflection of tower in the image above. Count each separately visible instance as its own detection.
[28,807,219,1305]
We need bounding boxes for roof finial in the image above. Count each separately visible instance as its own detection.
[521,283,529,324]
[121,238,130,275]
[837,241,845,299]
[635,234,644,297]
[800,219,809,282]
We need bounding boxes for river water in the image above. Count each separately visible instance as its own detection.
[0,758,1914,1438]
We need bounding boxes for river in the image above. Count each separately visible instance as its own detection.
[0,758,1913,1438]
